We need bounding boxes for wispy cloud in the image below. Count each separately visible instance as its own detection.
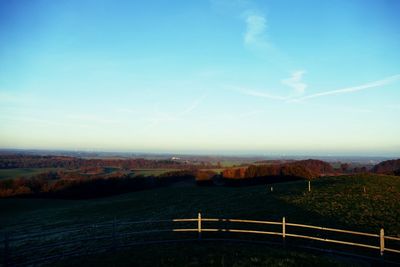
[282,70,307,95]
[180,94,207,116]
[144,95,207,130]
[240,89,288,100]
[212,1,270,49]
[212,0,292,67]
[304,103,373,114]
[237,74,400,104]
[244,13,268,47]
[289,74,400,102]
[226,84,287,101]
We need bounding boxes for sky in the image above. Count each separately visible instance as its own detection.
[0,0,399,156]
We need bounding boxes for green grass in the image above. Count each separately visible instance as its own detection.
[130,168,181,176]
[1,174,399,265]
[0,167,180,180]
[199,168,225,174]
[103,167,120,174]
[0,168,62,180]
[1,174,399,235]
[283,174,400,236]
[219,160,245,167]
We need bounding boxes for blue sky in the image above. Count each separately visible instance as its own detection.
[0,0,399,156]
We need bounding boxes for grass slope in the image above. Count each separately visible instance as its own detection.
[0,168,61,180]
[1,174,399,266]
[1,174,399,235]
[51,242,368,267]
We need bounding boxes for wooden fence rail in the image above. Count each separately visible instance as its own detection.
[173,212,400,257]
[2,213,400,266]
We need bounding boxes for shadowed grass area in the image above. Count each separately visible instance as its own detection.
[1,174,399,265]
[50,241,369,267]
[1,174,399,235]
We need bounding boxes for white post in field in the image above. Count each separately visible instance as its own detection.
[308,180,311,192]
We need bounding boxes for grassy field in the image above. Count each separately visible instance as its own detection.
[0,167,180,180]
[1,174,399,234]
[1,174,399,265]
[130,168,180,176]
[51,241,369,267]
[0,168,62,180]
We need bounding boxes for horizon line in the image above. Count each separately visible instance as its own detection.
[0,147,398,159]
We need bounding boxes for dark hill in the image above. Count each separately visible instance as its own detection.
[372,159,400,175]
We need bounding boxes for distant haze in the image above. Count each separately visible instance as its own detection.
[0,0,399,156]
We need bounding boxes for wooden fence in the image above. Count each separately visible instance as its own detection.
[2,213,400,266]
[174,213,400,255]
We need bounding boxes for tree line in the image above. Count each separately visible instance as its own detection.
[0,155,187,169]
[0,170,196,199]
[223,159,333,180]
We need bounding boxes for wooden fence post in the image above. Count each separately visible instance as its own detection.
[198,212,202,240]
[3,232,9,267]
[380,228,384,256]
[282,217,286,244]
